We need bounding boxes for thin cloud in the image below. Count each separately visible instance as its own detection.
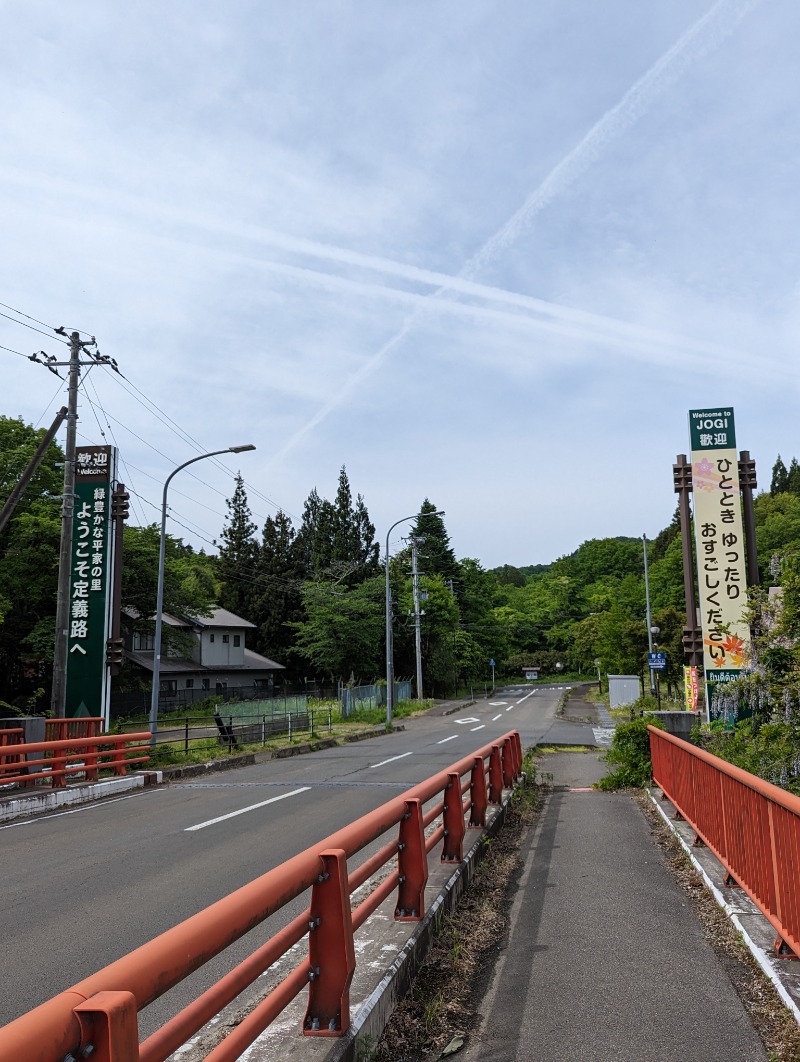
[270,0,765,464]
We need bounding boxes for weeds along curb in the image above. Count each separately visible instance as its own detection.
[321,793,516,1062]
[153,725,405,782]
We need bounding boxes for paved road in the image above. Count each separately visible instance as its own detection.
[0,683,584,1032]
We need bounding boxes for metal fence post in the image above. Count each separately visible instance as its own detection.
[469,756,488,827]
[488,744,503,804]
[396,799,427,920]
[442,772,465,862]
[304,850,355,1036]
[501,737,515,788]
[74,990,140,1062]
[184,718,189,756]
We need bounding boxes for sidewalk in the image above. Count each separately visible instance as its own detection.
[461,751,769,1062]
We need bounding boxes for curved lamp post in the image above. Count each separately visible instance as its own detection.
[149,444,256,746]
[384,510,444,728]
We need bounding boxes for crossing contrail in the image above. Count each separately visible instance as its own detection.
[267,0,764,468]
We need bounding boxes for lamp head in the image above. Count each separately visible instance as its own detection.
[229,444,256,454]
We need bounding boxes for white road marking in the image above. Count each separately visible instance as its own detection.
[437,735,458,745]
[470,725,485,732]
[185,787,311,831]
[454,717,480,725]
[369,751,414,770]
[489,701,507,707]
[0,789,166,830]
[505,706,514,712]
[515,689,538,704]
[492,714,502,721]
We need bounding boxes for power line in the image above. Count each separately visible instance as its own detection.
[0,300,59,331]
[80,378,148,526]
[0,308,68,344]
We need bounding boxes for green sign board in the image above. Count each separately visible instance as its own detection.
[64,447,115,719]
[688,408,736,452]
[706,668,751,728]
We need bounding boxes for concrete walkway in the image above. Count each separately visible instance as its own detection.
[462,751,767,1062]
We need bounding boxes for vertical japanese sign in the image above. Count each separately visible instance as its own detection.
[64,446,117,722]
[683,666,699,712]
[689,409,750,719]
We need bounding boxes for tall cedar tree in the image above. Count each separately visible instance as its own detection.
[217,474,259,620]
[771,455,790,495]
[298,468,378,582]
[251,510,304,666]
[411,499,457,581]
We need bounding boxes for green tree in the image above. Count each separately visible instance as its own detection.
[251,510,303,667]
[289,573,385,681]
[788,458,800,497]
[0,416,65,704]
[216,474,258,619]
[411,500,457,580]
[770,454,790,495]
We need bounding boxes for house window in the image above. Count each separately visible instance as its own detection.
[233,635,241,647]
[186,679,194,689]
[210,634,215,643]
[222,634,229,644]
[133,631,155,651]
[160,679,177,694]
[202,678,210,691]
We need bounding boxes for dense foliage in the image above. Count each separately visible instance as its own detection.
[5,415,800,761]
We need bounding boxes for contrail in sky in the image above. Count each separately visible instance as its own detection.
[267,0,764,469]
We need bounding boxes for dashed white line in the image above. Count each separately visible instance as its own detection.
[470,725,485,732]
[369,751,414,770]
[437,735,458,745]
[505,706,514,712]
[492,714,502,721]
[515,689,538,705]
[185,787,311,831]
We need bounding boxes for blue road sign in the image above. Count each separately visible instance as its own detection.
[648,652,666,670]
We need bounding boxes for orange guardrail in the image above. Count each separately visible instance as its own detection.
[649,725,800,959]
[45,717,103,742]
[0,731,523,1062]
[0,732,150,789]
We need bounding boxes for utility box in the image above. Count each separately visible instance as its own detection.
[0,716,46,776]
[608,676,640,711]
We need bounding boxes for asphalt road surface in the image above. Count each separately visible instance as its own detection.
[0,683,579,1034]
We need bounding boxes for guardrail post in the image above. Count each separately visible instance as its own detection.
[396,798,427,920]
[304,849,355,1036]
[84,737,100,782]
[112,739,127,777]
[512,731,523,778]
[469,756,487,827]
[52,745,67,789]
[501,737,514,787]
[442,772,465,863]
[74,990,140,1062]
[488,744,503,804]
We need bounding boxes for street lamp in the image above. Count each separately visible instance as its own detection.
[149,444,256,746]
[594,657,602,693]
[384,510,444,729]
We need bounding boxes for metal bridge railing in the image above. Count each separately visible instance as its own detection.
[649,725,800,958]
[0,731,522,1062]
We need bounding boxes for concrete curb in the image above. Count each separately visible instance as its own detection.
[648,787,800,1024]
[0,774,146,824]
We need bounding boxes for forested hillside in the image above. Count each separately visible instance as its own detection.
[3,410,800,707]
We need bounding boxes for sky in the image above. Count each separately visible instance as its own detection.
[2,0,798,571]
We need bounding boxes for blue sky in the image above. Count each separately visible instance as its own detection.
[2,0,797,569]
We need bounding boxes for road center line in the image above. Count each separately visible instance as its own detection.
[185,787,311,831]
[505,706,514,712]
[437,735,458,745]
[369,751,414,770]
[492,714,502,721]
[470,725,485,732]
[515,689,538,704]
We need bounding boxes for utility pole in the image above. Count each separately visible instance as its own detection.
[0,406,67,535]
[643,533,656,696]
[411,537,424,700]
